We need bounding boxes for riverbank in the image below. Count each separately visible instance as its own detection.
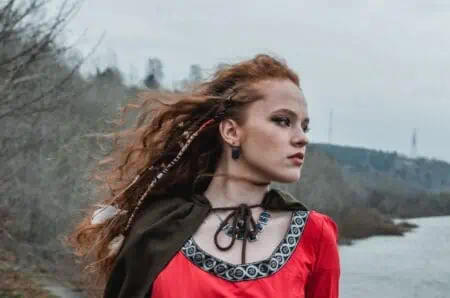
[0,252,58,298]
[0,267,84,298]
[0,241,88,298]
[339,207,419,242]
[0,262,87,298]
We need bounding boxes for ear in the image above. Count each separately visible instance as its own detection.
[219,119,243,146]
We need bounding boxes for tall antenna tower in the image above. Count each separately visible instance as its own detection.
[328,109,333,143]
[411,128,417,158]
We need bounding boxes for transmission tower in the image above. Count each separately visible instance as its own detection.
[328,109,333,143]
[411,128,417,158]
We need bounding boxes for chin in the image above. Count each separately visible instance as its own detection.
[271,170,302,184]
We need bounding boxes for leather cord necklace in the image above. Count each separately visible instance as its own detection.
[211,203,264,264]
[214,209,271,242]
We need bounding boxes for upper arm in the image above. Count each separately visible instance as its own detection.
[305,214,341,298]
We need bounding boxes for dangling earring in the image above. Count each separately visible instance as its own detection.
[231,146,240,160]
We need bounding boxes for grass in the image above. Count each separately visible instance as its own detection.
[0,246,60,298]
[0,268,59,298]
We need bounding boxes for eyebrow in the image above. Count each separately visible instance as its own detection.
[272,108,310,123]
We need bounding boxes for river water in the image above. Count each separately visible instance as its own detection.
[339,215,450,298]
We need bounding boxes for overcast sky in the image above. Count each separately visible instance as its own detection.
[57,0,450,162]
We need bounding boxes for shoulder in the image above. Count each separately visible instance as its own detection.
[303,211,340,271]
[304,210,339,244]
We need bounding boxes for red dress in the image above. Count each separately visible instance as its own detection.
[152,210,340,298]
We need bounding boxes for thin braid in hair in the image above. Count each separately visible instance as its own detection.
[163,100,220,154]
[214,92,234,121]
[124,118,216,233]
[123,94,234,233]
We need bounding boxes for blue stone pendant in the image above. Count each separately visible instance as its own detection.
[222,210,272,242]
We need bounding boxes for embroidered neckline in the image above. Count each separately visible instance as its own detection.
[181,210,309,282]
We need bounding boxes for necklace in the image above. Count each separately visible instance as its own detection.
[214,210,271,242]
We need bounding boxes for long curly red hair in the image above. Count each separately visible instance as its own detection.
[68,54,300,284]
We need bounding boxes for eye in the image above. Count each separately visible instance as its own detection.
[302,124,310,133]
[272,116,291,127]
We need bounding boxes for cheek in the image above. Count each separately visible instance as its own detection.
[245,127,286,155]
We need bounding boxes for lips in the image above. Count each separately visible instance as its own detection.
[288,152,305,159]
[288,152,305,166]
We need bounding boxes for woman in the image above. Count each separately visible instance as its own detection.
[70,54,340,298]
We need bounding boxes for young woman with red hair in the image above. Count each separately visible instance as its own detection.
[70,54,340,298]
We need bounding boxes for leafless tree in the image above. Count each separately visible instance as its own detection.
[0,0,108,249]
[0,0,93,185]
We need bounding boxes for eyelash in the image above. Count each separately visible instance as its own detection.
[272,116,291,127]
[272,116,310,133]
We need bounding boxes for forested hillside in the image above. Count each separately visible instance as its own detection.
[315,143,450,193]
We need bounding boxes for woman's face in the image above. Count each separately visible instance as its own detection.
[229,79,310,184]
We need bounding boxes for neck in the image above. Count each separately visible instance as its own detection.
[204,173,271,208]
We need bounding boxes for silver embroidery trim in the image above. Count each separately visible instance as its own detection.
[181,210,309,282]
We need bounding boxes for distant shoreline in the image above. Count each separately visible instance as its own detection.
[337,207,423,246]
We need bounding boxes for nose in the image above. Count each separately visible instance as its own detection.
[291,128,309,147]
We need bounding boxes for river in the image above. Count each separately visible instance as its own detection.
[339,215,450,298]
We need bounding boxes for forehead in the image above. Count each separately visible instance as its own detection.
[249,79,308,117]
